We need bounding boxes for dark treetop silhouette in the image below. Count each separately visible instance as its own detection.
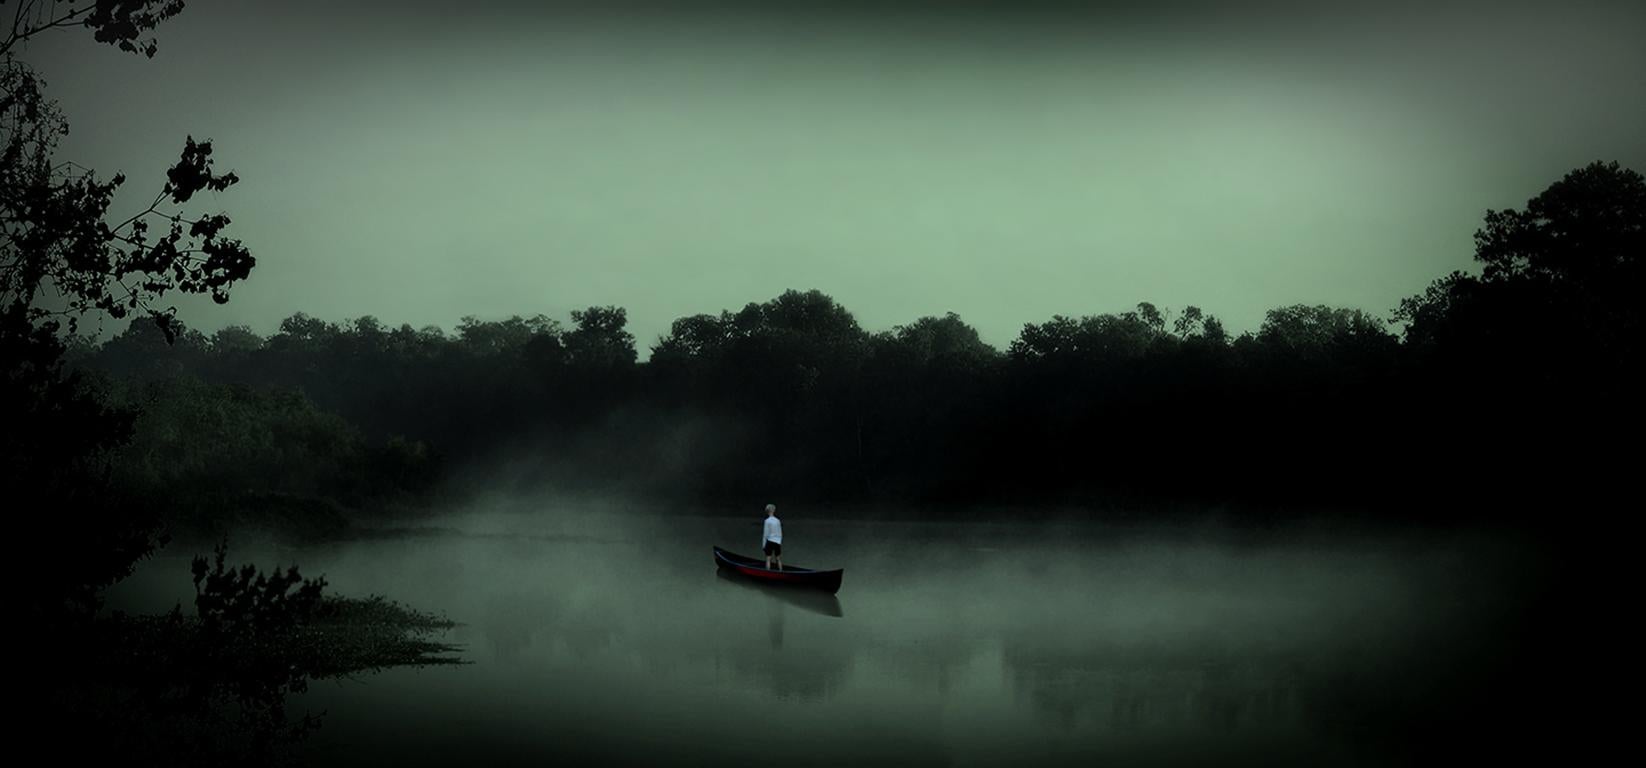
[59,161,1646,532]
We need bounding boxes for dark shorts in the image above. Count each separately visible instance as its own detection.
[763,540,782,557]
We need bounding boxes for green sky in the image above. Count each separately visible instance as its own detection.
[22,0,1646,351]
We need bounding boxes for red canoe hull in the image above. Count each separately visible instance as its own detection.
[713,546,844,594]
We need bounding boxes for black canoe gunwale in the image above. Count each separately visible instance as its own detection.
[714,546,824,573]
[713,546,844,594]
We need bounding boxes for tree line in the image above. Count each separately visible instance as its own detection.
[69,160,1645,523]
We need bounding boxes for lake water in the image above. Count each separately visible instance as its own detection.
[108,509,1551,766]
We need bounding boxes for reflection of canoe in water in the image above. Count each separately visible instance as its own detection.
[713,546,844,594]
[715,569,845,618]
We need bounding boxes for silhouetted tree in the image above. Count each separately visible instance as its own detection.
[564,306,636,368]
[1475,161,1643,286]
[1392,161,1644,507]
[3,0,255,618]
[1399,161,1644,379]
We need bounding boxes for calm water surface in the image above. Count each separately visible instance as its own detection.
[109,510,1543,766]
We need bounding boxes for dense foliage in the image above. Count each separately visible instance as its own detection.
[71,161,1644,521]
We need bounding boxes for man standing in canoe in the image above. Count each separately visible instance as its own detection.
[763,504,783,570]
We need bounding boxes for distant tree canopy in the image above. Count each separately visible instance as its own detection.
[69,290,1375,509]
[1255,305,1389,357]
[71,153,1646,519]
[104,375,437,539]
[876,312,999,369]
[655,289,866,366]
[34,131,1643,526]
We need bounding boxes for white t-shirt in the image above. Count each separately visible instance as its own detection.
[763,516,783,546]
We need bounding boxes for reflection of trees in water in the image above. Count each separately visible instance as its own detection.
[459,545,640,664]
[473,586,623,662]
[711,604,856,702]
[1002,641,1305,735]
[458,565,856,703]
[712,642,854,702]
[672,570,856,701]
[857,635,990,697]
[1285,617,1538,763]
[555,612,622,658]
[479,591,536,661]
[1002,624,1528,764]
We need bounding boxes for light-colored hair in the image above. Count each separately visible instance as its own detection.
[765,504,776,514]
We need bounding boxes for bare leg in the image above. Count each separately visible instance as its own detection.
[775,556,782,571]
[766,554,773,569]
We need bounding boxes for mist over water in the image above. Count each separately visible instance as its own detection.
[108,505,1542,766]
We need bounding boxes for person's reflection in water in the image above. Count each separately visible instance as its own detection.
[768,600,784,650]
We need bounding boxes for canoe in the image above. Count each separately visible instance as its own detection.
[713,546,844,594]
